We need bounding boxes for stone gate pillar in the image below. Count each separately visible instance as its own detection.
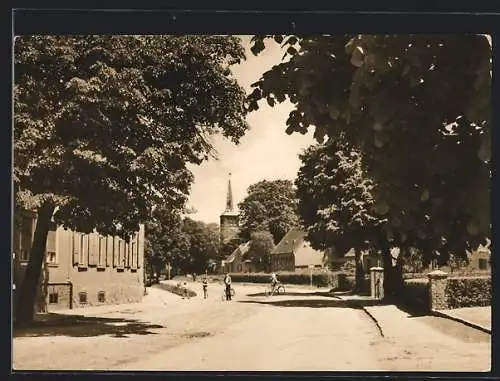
[428,269,449,311]
[370,266,384,300]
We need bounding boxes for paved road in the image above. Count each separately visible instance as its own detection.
[118,293,381,371]
[13,282,491,372]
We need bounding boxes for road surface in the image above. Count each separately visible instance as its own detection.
[13,282,491,371]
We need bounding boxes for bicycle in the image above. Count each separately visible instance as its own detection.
[265,282,285,296]
[221,286,236,301]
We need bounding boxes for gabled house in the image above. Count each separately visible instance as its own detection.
[221,241,257,273]
[269,229,326,272]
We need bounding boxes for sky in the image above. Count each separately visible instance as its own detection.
[186,36,315,224]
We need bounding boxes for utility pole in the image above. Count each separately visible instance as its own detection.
[309,264,314,289]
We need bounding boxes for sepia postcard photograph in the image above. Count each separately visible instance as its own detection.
[11,9,493,373]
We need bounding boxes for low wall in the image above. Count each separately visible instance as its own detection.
[337,274,370,294]
[400,272,491,312]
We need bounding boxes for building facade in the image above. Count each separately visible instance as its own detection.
[270,229,326,272]
[13,211,145,313]
[221,241,258,273]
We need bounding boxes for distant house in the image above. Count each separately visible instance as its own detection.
[269,229,326,272]
[343,248,380,272]
[222,241,257,273]
[468,243,491,271]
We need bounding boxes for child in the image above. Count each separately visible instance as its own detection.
[202,277,208,299]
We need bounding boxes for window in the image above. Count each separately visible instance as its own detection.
[479,258,488,270]
[106,235,113,267]
[98,236,106,267]
[131,241,137,269]
[79,291,88,304]
[20,215,34,261]
[49,292,58,304]
[47,251,57,264]
[88,233,98,266]
[125,241,130,268]
[98,291,105,303]
[46,229,57,264]
[79,234,88,266]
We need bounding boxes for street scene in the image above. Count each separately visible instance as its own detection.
[13,280,490,371]
[12,30,491,373]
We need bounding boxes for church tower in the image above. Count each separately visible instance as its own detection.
[220,173,240,245]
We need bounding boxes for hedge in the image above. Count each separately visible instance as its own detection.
[228,271,339,288]
[401,278,429,312]
[337,274,370,294]
[445,276,491,309]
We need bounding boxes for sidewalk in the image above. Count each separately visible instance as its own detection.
[33,286,183,321]
[362,304,491,371]
[432,306,491,333]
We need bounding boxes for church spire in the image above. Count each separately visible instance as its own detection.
[225,173,234,212]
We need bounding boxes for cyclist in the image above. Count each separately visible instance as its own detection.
[270,272,278,294]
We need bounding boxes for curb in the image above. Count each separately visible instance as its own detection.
[361,306,385,337]
[431,310,491,334]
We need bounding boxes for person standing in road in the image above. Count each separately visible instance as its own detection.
[202,276,208,299]
[224,272,232,301]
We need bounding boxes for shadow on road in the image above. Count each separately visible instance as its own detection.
[238,297,381,309]
[14,314,164,338]
[246,291,337,298]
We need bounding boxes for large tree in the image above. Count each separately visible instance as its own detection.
[238,179,300,244]
[181,218,221,274]
[247,230,275,272]
[296,142,386,292]
[144,205,191,282]
[14,35,248,324]
[248,34,491,271]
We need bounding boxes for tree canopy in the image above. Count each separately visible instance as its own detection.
[15,35,249,237]
[144,205,190,279]
[238,179,300,244]
[14,35,249,324]
[181,218,220,274]
[248,34,491,260]
[247,230,275,270]
[296,143,384,254]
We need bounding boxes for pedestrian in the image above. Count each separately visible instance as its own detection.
[224,272,232,301]
[193,273,197,282]
[202,277,208,299]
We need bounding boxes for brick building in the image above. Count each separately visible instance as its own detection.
[13,211,145,313]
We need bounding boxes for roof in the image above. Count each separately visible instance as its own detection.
[294,241,325,267]
[344,248,356,257]
[220,210,240,217]
[271,229,325,267]
[224,241,250,263]
[271,229,307,255]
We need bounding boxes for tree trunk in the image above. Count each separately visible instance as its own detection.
[15,201,55,326]
[394,246,405,300]
[354,248,365,293]
[382,245,395,302]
